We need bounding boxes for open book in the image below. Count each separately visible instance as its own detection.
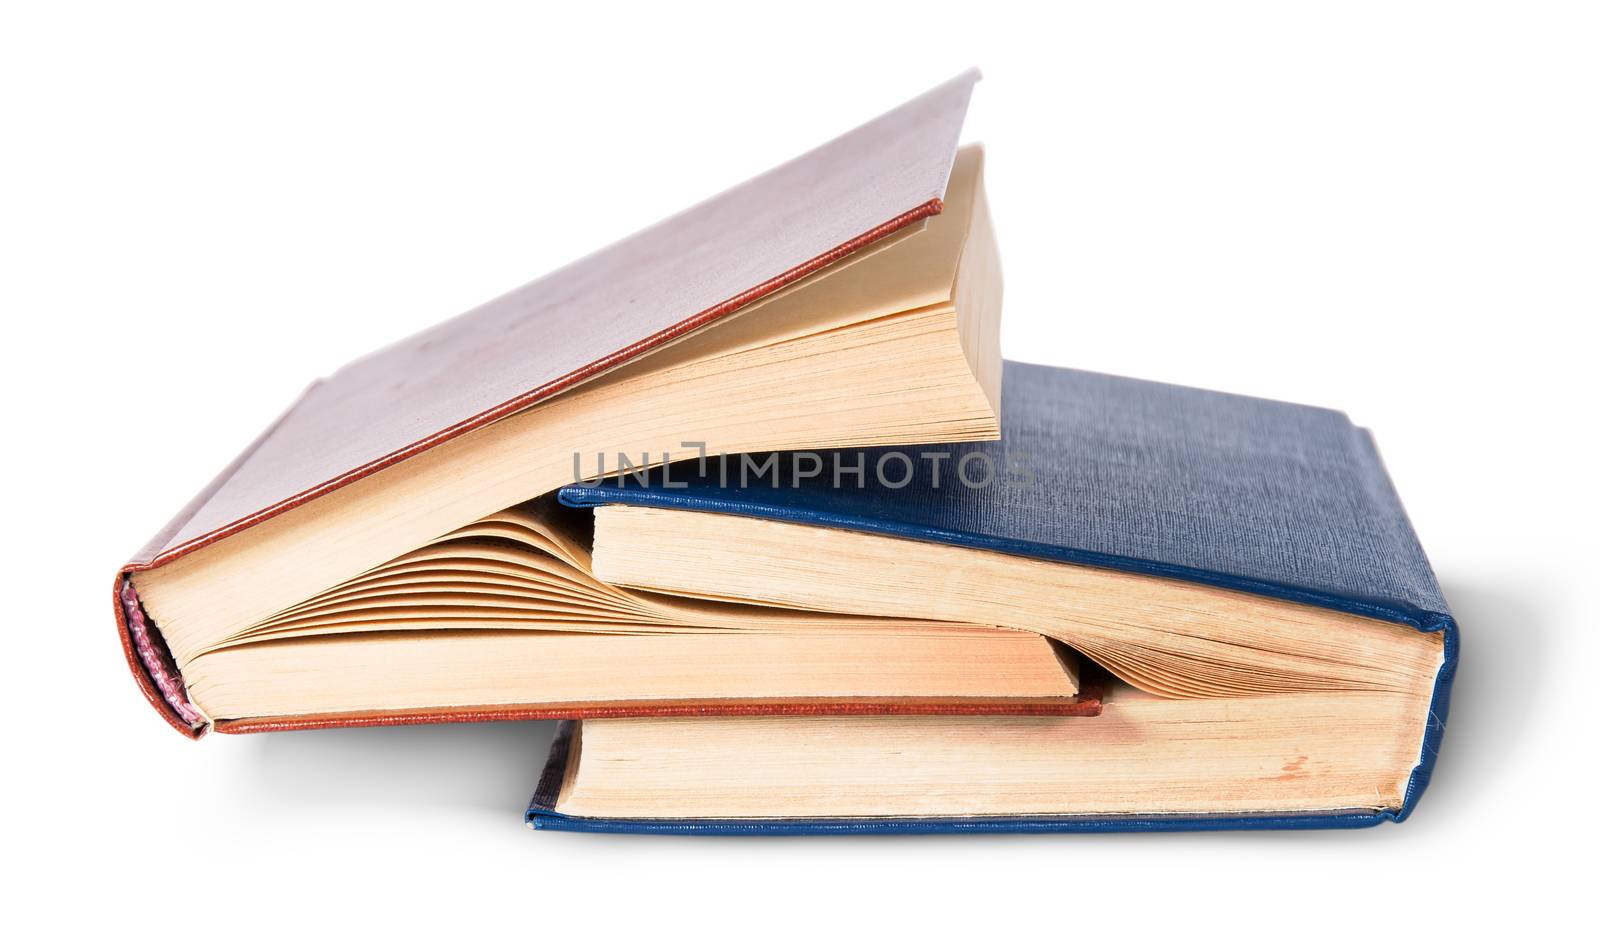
[524,363,1457,831]
[116,72,1043,735]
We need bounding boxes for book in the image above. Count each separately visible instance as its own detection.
[526,361,1458,832]
[116,71,1064,736]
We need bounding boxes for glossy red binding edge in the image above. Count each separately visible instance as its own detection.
[215,686,1104,735]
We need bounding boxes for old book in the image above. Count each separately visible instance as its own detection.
[526,362,1458,831]
[116,72,1057,736]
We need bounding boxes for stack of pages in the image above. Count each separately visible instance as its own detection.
[114,71,1456,834]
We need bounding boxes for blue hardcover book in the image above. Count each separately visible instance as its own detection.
[528,362,1457,834]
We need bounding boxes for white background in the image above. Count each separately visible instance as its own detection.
[4,2,1595,926]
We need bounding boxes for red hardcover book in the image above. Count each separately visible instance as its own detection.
[114,71,1097,737]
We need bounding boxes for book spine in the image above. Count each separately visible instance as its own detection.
[526,721,579,818]
[117,580,206,734]
[114,383,319,737]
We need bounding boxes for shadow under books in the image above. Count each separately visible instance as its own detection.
[1409,577,1547,823]
[247,718,559,817]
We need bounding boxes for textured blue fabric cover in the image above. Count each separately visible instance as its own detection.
[540,362,1458,834]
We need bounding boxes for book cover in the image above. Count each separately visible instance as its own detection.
[114,72,985,735]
